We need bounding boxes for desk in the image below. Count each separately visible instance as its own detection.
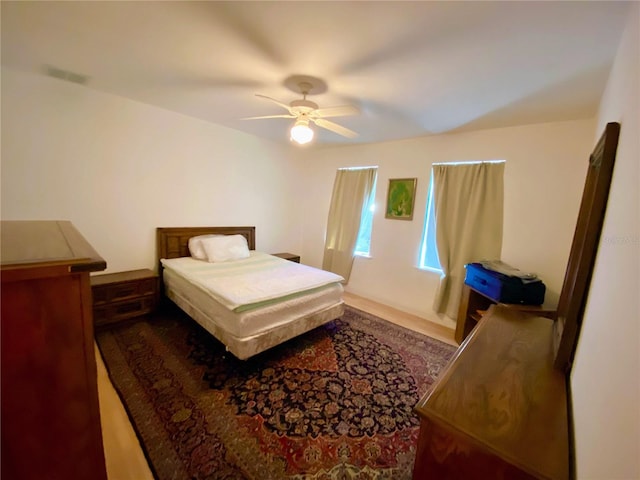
[456,284,557,344]
[414,305,569,479]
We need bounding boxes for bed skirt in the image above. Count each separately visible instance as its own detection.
[165,287,345,360]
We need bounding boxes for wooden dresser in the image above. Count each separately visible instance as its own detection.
[414,305,569,480]
[412,123,618,480]
[1,221,108,480]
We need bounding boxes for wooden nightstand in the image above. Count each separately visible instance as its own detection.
[91,269,158,328]
[272,252,300,263]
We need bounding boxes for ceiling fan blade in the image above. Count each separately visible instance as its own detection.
[313,118,358,138]
[312,105,360,118]
[255,94,293,114]
[242,114,296,120]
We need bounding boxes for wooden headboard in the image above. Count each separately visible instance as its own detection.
[156,226,256,270]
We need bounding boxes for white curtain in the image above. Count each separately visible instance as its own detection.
[432,162,504,318]
[322,168,377,282]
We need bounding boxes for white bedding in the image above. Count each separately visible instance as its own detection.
[160,251,344,312]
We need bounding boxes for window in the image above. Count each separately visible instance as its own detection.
[419,160,505,272]
[419,174,441,270]
[354,170,378,256]
[322,166,378,281]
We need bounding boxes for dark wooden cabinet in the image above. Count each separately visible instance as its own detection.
[1,221,108,480]
[456,284,557,344]
[272,252,301,263]
[91,269,158,328]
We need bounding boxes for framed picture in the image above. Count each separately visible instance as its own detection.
[385,178,417,220]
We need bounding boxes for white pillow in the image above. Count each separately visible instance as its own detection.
[188,234,220,260]
[201,234,250,263]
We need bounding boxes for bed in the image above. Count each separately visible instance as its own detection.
[156,226,345,360]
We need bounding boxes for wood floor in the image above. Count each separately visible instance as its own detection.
[342,292,457,347]
[96,292,456,480]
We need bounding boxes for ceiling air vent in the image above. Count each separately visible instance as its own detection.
[44,65,89,85]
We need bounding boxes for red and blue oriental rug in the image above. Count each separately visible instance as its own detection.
[96,304,456,479]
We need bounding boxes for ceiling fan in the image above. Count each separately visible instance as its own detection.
[244,76,359,145]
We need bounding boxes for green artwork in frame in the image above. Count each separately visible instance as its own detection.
[385,178,417,220]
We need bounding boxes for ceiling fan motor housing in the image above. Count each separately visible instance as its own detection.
[290,99,318,114]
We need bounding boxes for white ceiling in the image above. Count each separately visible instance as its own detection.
[1,1,630,146]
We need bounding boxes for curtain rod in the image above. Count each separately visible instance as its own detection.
[432,160,505,166]
[338,166,378,170]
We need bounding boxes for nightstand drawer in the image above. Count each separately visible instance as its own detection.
[94,295,156,327]
[92,287,108,304]
[91,269,158,328]
[96,278,156,304]
[103,281,138,303]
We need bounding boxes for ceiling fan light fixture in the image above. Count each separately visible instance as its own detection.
[290,118,314,145]
[249,76,358,144]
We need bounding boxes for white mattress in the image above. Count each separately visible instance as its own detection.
[161,252,344,311]
[163,264,344,339]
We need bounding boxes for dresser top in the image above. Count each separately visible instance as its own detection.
[1,221,106,272]
[416,305,569,479]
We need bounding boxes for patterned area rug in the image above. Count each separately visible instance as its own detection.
[96,305,456,479]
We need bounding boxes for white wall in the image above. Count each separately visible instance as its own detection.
[571,4,640,479]
[1,68,600,331]
[1,68,304,273]
[298,119,595,327]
